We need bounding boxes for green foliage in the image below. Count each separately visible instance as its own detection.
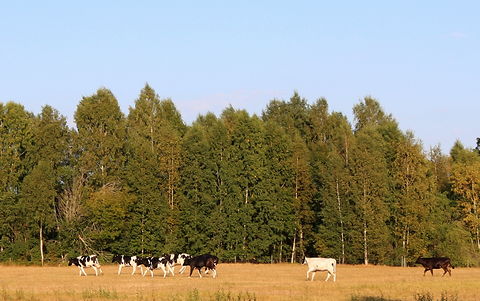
[1,88,479,266]
[74,88,127,188]
[84,184,133,252]
[122,84,186,254]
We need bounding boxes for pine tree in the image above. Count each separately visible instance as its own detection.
[74,88,127,188]
[450,146,480,251]
[309,100,354,263]
[391,132,433,266]
[219,108,265,261]
[125,84,184,254]
[254,121,295,262]
[27,106,71,262]
[73,88,127,252]
[0,102,35,260]
[350,127,389,265]
[428,145,451,194]
[19,161,56,265]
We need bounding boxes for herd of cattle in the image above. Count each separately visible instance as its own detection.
[67,254,454,282]
[68,253,219,278]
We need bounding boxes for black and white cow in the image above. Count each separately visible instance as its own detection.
[112,255,142,275]
[184,254,219,278]
[135,257,151,273]
[164,253,191,274]
[68,255,103,276]
[141,256,173,278]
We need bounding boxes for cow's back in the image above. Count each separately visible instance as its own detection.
[306,257,336,271]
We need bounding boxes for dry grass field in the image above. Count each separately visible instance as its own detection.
[0,263,479,301]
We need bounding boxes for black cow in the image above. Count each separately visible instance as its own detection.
[112,255,142,275]
[415,257,454,276]
[68,255,103,276]
[184,254,219,278]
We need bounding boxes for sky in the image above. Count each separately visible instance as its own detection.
[1,1,478,153]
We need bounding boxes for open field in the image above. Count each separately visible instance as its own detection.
[0,263,479,301]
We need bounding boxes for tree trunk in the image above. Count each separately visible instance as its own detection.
[299,228,304,260]
[362,183,368,265]
[39,222,44,266]
[473,184,480,250]
[401,229,406,267]
[476,227,480,251]
[363,221,368,265]
[279,241,283,263]
[291,232,296,263]
[336,179,346,264]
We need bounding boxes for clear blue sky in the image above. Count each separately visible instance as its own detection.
[1,1,478,153]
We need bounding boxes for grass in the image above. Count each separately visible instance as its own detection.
[0,264,478,300]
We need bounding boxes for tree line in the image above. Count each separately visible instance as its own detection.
[1,84,479,267]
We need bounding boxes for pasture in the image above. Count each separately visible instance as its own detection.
[0,263,479,300]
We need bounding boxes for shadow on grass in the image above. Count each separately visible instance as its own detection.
[350,296,400,301]
[351,291,459,301]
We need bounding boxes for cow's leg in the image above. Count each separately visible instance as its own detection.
[95,264,103,275]
[179,265,187,274]
[161,266,167,278]
[118,264,123,275]
[131,264,136,275]
[168,264,175,276]
[306,270,310,281]
[212,269,217,278]
[80,267,87,276]
[311,271,315,281]
[442,267,449,277]
[333,272,336,282]
[188,266,194,278]
[325,271,331,281]
[197,268,202,278]
[430,269,434,276]
[93,266,98,276]
[140,266,144,275]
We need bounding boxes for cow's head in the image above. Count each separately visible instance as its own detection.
[136,257,149,266]
[112,255,120,263]
[67,258,76,266]
[163,254,174,265]
[415,257,424,264]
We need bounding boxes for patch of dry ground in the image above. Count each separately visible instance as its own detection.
[0,263,479,300]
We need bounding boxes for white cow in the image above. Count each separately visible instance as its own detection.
[303,257,336,282]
